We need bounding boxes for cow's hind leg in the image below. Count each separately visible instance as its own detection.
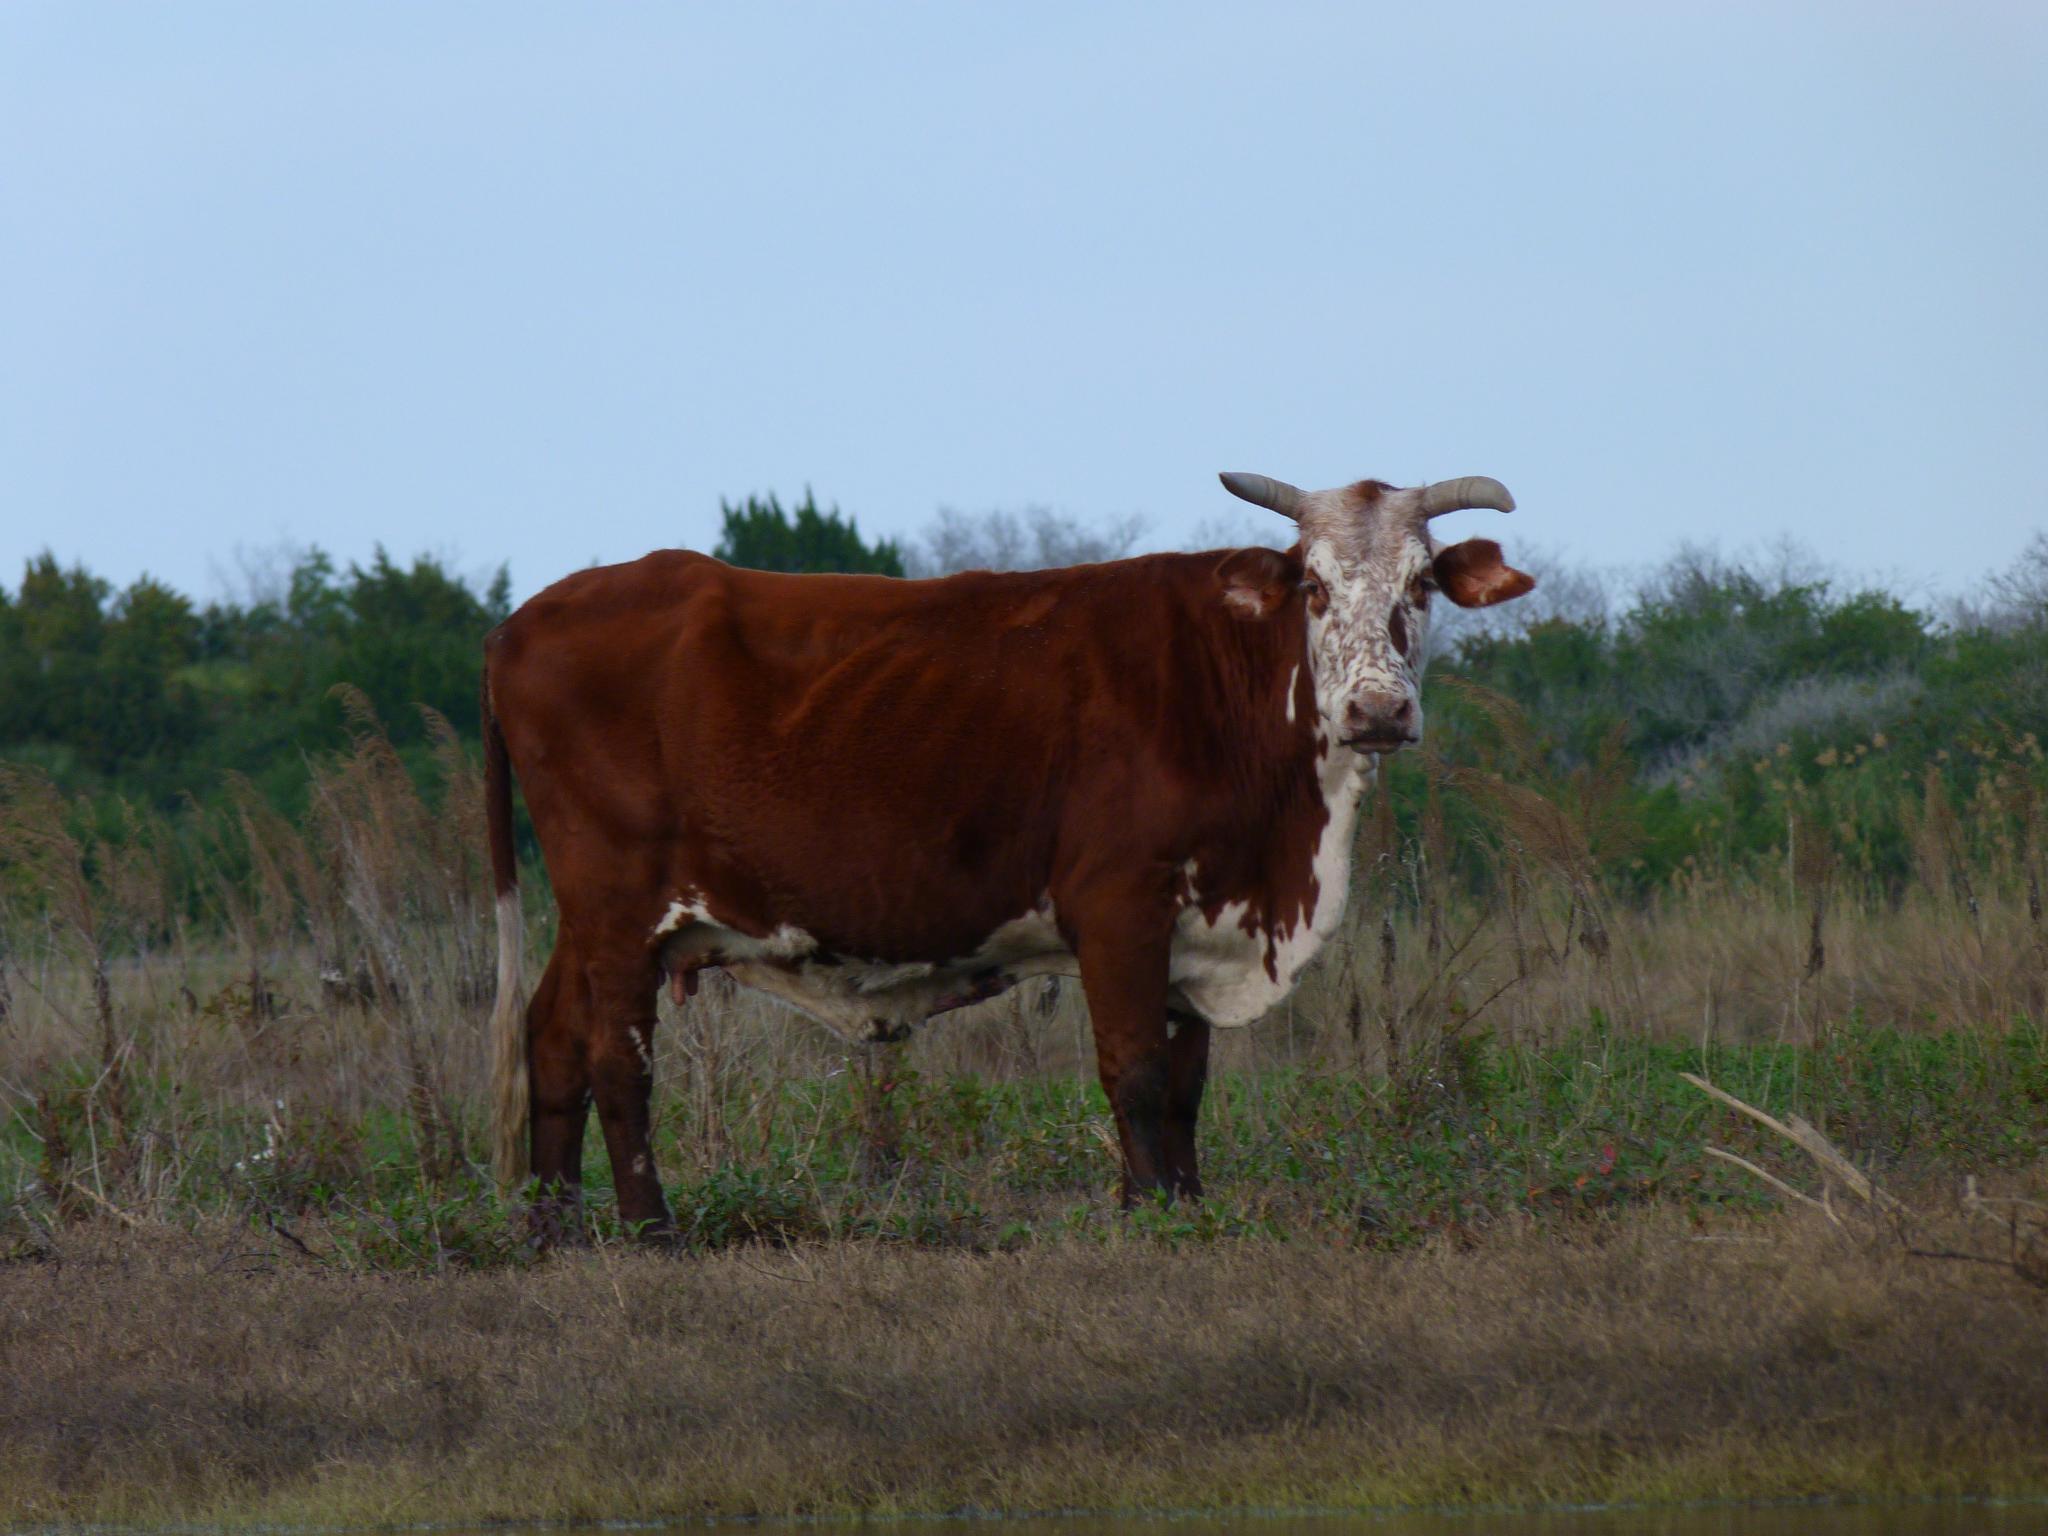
[1162,1010,1210,1201]
[585,952,676,1242]
[526,947,591,1245]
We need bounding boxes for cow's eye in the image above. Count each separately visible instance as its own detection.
[1300,576,1325,602]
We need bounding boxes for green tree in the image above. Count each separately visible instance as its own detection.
[0,546,511,811]
[0,559,207,793]
[96,577,204,781]
[203,548,510,805]
[713,491,904,576]
[0,556,110,749]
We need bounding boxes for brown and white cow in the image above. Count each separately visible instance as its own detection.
[483,471,1533,1233]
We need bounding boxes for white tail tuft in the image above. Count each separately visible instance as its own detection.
[489,888,530,1188]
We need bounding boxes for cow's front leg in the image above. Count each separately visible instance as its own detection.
[1075,914,1175,1207]
[1162,1009,1210,1201]
[586,954,676,1243]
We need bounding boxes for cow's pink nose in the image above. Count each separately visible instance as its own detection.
[1343,692,1416,745]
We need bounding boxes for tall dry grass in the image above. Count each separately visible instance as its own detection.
[1,694,2044,1237]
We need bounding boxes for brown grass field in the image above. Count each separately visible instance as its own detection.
[5,1208,2047,1526]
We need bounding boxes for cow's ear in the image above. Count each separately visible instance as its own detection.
[1216,547,1297,620]
[1433,538,1536,609]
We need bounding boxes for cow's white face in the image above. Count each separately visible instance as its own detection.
[1296,481,1440,751]
[1218,473,1535,756]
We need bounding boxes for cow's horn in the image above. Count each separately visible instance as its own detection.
[1218,472,1303,520]
[1420,476,1516,517]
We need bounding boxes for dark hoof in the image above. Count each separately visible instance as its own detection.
[623,1214,682,1250]
[1118,1179,1198,1211]
[524,1192,590,1252]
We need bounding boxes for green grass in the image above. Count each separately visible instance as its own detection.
[11,1019,2045,1268]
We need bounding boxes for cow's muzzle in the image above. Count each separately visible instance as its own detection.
[1341,692,1419,754]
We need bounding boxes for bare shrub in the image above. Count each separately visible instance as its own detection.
[1428,544,1613,662]
[1952,529,2048,632]
[0,770,187,1213]
[1650,670,1923,790]
[1182,509,1292,554]
[907,506,1146,576]
[305,687,492,1010]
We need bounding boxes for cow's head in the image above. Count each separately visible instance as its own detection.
[1216,471,1534,753]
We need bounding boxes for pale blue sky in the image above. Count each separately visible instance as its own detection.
[3,3,2043,606]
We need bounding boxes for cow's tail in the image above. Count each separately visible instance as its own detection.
[483,666,530,1191]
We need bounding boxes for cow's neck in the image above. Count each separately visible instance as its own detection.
[1184,612,1375,965]
[1291,720,1375,957]
[1165,623,1375,1026]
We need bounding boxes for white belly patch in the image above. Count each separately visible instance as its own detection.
[654,897,1078,1042]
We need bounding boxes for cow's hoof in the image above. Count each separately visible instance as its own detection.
[624,1216,682,1251]
[524,1195,591,1253]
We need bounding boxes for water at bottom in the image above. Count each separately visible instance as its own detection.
[457,1504,2048,1536]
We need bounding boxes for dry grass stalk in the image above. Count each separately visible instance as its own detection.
[1682,1069,1898,1212]
[1684,1070,2046,1288]
[1701,1145,1831,1216]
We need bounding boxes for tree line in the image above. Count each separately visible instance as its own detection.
[3,494,2043,894]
